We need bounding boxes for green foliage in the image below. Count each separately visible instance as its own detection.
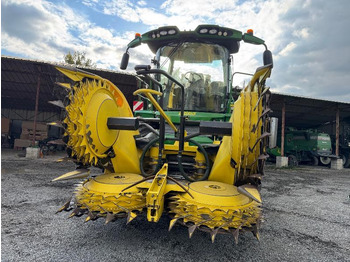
[64,51,96,67]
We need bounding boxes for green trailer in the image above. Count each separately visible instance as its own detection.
[269,128,334,166]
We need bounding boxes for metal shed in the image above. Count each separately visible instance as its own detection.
[2,56,350,156]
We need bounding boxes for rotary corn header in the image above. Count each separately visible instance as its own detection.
[54,25,273,243]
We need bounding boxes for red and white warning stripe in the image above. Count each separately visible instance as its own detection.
[133,101,144,111]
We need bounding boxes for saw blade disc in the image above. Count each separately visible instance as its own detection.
[64,77,132,166]
[69,173,146,220]
[169,181,261,232]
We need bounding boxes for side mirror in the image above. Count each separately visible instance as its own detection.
[120,52,129,70]
[263,49,273,68]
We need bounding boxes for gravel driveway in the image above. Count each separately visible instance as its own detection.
[2,149,350,261]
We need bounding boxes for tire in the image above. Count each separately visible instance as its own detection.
[40,145,49,155]
[311,156,319,166]
[288,155,298,167]
[339,154,347,167]
[319,156,331,166]
[344,155,350,168]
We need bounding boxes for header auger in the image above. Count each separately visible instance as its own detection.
[54,25,273,243]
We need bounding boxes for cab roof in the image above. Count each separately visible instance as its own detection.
[127,25,265,54]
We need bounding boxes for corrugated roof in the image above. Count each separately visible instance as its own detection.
[269,92,350,128]
[272,90,350,105]
[1,56,138,112]
[2,55,350,129]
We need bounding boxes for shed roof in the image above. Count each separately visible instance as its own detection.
[1,56,137,112]
[2,56,350,129]
[269,92,350,128]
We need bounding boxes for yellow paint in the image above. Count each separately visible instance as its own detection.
[111,130,141,173]
[56,62,272,236]
[75,173,146,215]
[56,66,100,82]
[181,112,197,116]
[209,66,272,184]
[56,82,71,90]
[52,169,90,181]
[169,181,261,230]
[134,89,178,132]
[168,83,175,109]
[61,66,137,167]
[146,164,168,222]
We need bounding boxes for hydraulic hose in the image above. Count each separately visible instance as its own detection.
[177,138,211,182]
[140,137,211,181]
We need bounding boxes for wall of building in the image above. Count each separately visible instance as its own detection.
[1,108,63,122]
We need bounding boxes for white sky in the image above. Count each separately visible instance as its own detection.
[2,0,350,102]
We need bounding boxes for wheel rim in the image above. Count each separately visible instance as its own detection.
[319,156,331,165]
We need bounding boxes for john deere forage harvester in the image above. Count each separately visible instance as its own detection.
[54,25,273,243]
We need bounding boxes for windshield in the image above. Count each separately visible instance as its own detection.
[158,42,229,113]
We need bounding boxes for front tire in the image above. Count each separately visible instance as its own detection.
[288,155,298,167]
[319,156,331,166]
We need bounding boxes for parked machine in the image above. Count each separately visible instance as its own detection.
[53,25,273,243]
[268,128,334,166]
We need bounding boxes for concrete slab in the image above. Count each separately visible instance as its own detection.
[331,158,343,170]
[26,147,40,159]
[276,156,288,167]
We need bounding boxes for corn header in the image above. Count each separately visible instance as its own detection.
[54,25,273,243]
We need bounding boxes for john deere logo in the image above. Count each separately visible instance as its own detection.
[180,112,196,116]
[114,175,126,179]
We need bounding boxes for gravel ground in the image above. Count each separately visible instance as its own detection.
[2,149,350,262]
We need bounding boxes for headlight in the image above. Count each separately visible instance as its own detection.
[160,30,167,36]
[168,29,176,35]
[199,28,208,34]
[209,29,218,34]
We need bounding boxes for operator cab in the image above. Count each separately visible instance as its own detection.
[158,42,229,113]
[120,24,273,119]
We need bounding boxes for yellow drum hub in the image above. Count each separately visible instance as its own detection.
[64,79,131,165]
[169,181,261,231]
[85,90,120,153]
[75,173,146,217]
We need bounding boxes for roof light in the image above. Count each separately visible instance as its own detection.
[247,29,254,35]
[209,29,218,34]
[135,33,141,38]
[199,28,208,34]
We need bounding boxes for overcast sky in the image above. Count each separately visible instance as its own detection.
[2,0,350,102]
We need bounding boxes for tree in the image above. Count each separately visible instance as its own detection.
[64,51,96,67]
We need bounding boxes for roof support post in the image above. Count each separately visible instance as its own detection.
[32,66,41,147]
[281,99,286,157]
[335,106,340,156]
